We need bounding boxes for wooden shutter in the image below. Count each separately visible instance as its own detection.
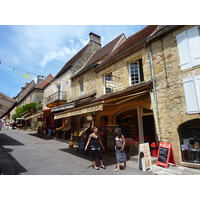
[194,75,200,111]
[183,77,199,114]
[187,26,200,67]
[176,31,192,70]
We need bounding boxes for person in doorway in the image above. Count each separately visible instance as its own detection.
[114,128,127,172]
[84,127,106,170]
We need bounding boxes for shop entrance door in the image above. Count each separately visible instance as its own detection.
[142,115,156,144]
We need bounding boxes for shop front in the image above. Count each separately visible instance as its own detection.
[53,101,104,142]
[95,90,157,155]
[178,119,200,165]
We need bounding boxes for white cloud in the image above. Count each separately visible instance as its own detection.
[79,38,89,46]
[39,46,77,67]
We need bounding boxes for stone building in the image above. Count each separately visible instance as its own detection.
[12,74,53,130]
[53,26,158,153]
[148,25,200,168]
[42,32,102,138]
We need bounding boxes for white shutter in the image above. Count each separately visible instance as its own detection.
[187,26,200,66]
[176,31,192,70]
[60,83,63,99]
[183,77,199,114]
[194,75,200,111]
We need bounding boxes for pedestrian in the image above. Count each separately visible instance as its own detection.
[84,127,106,170]
[6,122,9,130]
[114,128,126,172]
[46,124,53,139]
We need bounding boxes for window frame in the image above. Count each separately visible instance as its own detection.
[129,61,141,85]
[104,73,113,94]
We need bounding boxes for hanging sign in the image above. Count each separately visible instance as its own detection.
[137,143,152,172]
[156,142,176,168]
[106,81,118,89]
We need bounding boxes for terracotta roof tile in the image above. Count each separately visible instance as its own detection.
[71,34,126,79]
[36,74,54,89]
[95,25,158,72]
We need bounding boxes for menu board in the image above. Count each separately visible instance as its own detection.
[77,134,88,151]
[158,147,169,163]
[137,143,152,171]
[156,142,176,168]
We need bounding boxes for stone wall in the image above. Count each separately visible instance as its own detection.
[150,25,200,163]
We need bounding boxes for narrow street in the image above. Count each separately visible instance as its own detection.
[0,129,153,175]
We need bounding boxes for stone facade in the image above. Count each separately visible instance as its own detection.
[150,25,200,166]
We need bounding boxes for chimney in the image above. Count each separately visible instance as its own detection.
[37,75,44,85]
[89,32,101,45]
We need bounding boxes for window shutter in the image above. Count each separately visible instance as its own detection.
[176,31,192,70]
[183,77,199,114]
[187,26,200,67]
[194,75,200,111]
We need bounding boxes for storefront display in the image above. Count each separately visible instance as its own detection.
[179,119,200,164]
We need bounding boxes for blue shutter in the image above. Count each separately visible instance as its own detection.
[183,77,199,114]
[176,31,192,70]
[187,26,200,67]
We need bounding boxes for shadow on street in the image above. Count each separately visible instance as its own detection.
[0,133,27,175]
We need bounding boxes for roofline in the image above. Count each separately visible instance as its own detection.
[147,25,182,41]
[95,38,147,72]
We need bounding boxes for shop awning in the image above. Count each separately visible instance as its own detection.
[0,92,17,118]
[54,101,103,120]
[25,111,43,120]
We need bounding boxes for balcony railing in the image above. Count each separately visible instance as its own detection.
[45,91,67,107]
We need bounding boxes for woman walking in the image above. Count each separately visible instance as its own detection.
[114,128,126,172]
[85,127,106,170]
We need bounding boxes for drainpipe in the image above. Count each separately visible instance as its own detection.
[148,40,161,141]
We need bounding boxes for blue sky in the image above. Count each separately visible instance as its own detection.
[0,25,147,97]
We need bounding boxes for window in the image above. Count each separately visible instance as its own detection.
[178,119,200,163]
[79,79,84,96]
[129,62,140,85]
[104,73,113,94]
[183,75,200,114]
[176,26,200,70]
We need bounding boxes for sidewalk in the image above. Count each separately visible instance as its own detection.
[55,137,200,175]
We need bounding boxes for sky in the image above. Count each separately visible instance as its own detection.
[0,25,147,98]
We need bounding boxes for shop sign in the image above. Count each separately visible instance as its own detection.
[137,143,152,172]
[156,142,176,168]
[51,102,75,112]
[106,81,118,89]
[87,114,93,121]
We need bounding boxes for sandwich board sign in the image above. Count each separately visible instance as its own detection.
[156,142,176,168]
[137,143,152,171]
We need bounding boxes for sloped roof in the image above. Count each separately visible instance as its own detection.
[85,34,125,68]
[71,34,126,79]
[36,74,54,89]
[95,25,158,72]
[54,43,91,79]
[0,92,17,118]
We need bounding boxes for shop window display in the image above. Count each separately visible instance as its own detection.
[178,119,200,164]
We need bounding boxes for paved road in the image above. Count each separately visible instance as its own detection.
[0,129,153,175]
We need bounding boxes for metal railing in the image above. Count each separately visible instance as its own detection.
[45,91,67,105]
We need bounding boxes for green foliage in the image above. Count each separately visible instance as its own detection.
[12,102,38,119]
